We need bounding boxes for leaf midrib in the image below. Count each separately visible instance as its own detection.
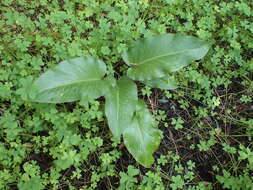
[116,88,119,135]
[132,47,204,66]
[135,117,145,151]
[38,78,102,91]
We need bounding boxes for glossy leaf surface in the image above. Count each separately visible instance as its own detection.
[29,57,107,103]
[123,34,210,81]
[143,76,178,90]
[105,77,138,141]
[123,100,162,168]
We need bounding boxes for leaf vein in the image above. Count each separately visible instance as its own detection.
[38,78,102,91]
[132,47,204,66]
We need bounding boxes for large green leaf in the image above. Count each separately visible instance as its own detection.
[105,77,138,141]
[123,100,162,168]
[143,75,178,90]
[122,34,210,81]
[29,56,107,103]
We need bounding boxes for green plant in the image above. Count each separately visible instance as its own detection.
[119,165,139,190]
[22,33,209,167]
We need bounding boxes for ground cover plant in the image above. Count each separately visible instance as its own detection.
[0,0,253,189]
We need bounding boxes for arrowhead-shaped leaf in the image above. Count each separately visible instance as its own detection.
[143,75,178,90]
[123,34,210,81]
[29,56,107,103]
[105,77,138,141]
[123,100,162,168]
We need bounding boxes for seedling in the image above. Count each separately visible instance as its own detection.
[24,34,209,167]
